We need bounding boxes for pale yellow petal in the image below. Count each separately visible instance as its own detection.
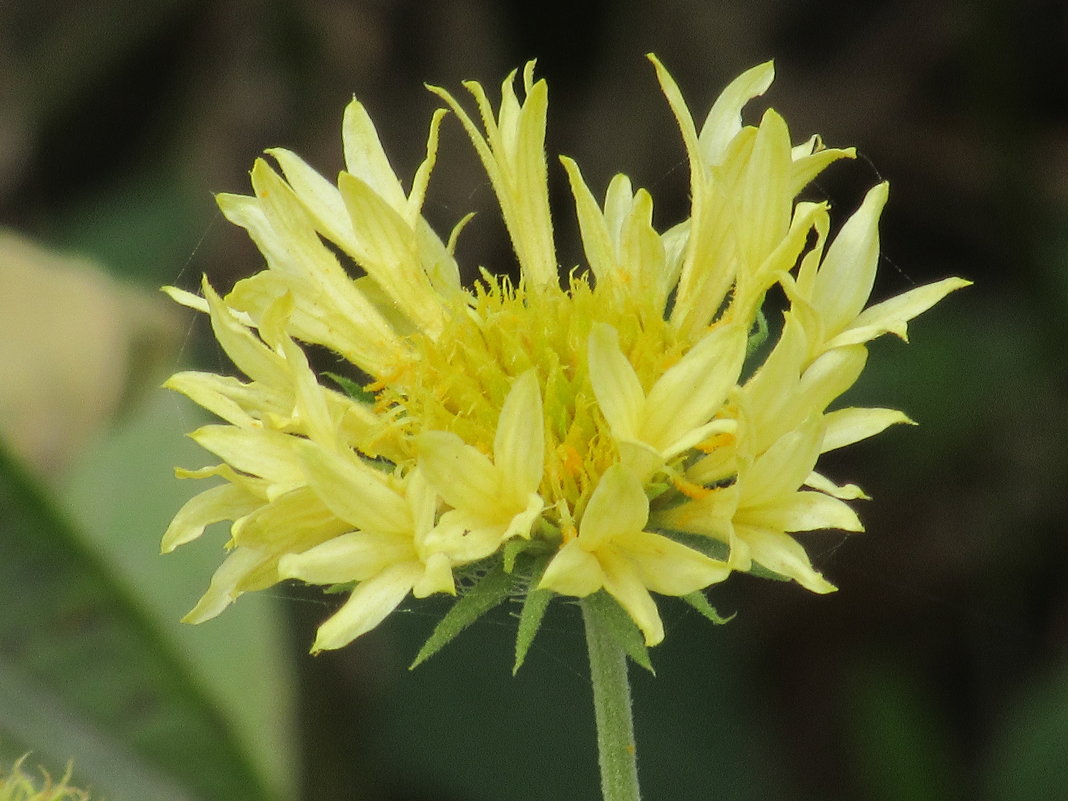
[642,322,745,455]
[311,562,423,651]
[161,482,262,553]
[578,464,648,551]
[279,531,414,584]
[733,108,793,272]
[734,524,836,594]
[822,407,914,452]
[164,371,260,429]
[412,551,456,598]
[651,483,738,540]
[737,490,863,534]
[295,440,411,535]
[230,486,350,551]
[697,60,775,166]
[810,182,888,337]
[789,142,856,196]
[268,146,354,250]
[342,99,408,211]
[493,370,544,499]
[615,530,730,595]
[183,547,269,623]
[561,156,616,283]
[834,277,972,346]
[599,550,665,646]
[587,322,645,440]
[743,418,824,507]
[201,279,286,385]
[539,539,604,597]
[338,172,445,335]
[805,471,869,500]
[416,430,501,512]
[190,424,304,493]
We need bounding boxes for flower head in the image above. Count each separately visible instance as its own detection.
[164,56,966,654]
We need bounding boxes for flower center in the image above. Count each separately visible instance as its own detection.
[374,275,685,523]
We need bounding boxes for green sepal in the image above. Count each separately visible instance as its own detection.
[644,481,673,502]
[680,591,735,625]
[747,561,793,582]
[323,581,357,595]
[323,371,376,404]
[583,591,655,675]
[502,533,555,573]
[746,307,769,357]
[409,561,513,669]
[655,528,731,562]
[512,555,554,675]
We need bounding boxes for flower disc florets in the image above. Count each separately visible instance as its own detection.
[163,56,967,655]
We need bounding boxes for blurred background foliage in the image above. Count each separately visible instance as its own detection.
[1,0,1066,799]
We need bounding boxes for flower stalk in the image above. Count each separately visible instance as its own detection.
[583,600,642,801]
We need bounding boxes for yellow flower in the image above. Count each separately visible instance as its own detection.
[164,55,966,653]
[541,464,729,645]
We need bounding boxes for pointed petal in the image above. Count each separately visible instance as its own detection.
[734,524,836,593]
[822,407,914,452]
[643,322,746,454]
[190,425,304,493]
[836,277,972,346]
[417,430,501,512]
[493,370,544,498]
[587,322,645,440]
[561,156,616,282]
[162,482,262,553]
[311,563,423,651]
[342,99,408,211]
[737,490,863,534]
[338,172,445,334]
[733,108,793,271]
[698,61,775,166]
[164,371,261,429]
[183,547,269,623]
[201,279,285,385]
[578,464,649,551]
[805,471,869,500]
[811,182,889,337]
[295,440,412,534]
[268,146,354,250]
[412,552,456,598]
[743,418,824,507]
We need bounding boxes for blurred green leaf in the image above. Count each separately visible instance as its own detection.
[60,392,295,800]
[0,433,274,801]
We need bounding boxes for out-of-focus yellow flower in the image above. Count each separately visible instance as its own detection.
[0,758,90,801]
[164,56,966,651]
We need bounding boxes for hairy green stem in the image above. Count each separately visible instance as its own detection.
[582,599,641,801]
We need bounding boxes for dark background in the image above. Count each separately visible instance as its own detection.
[2,1,1066,799]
